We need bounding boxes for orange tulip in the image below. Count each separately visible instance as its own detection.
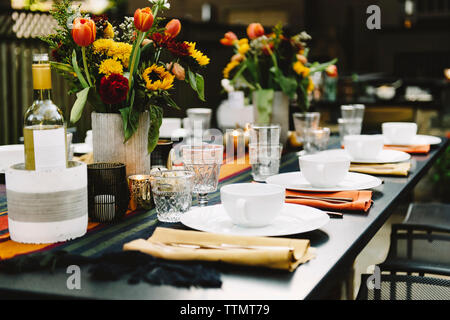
[72,17,96,47]
[325,65,338,77]
[134,7,154,32]
[247,23,264,39]
[165,19,181,38]
[220,31,238,46]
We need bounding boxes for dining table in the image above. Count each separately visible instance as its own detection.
[0,137,448,300]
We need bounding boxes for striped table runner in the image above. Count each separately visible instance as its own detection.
[0,152,300,260]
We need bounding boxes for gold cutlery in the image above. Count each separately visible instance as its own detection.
[151,241,294,251]
[285,194,353,203]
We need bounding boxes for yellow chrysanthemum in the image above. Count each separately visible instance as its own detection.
[108,42,132,68]
[93,39,132,68]
[185,41,210,66]
[142,64,175,91]
[93,39,115,54]
[99,58,123,77]
[238,38,248,46]
[238,43,250,55]
[307,77,314,93]
[104,22,115,39]
[293,61,310,77]
[223,60,240,79]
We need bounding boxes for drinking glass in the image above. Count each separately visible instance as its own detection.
[293,112,320,143]
[150,170,194,223]
[303,127,331,154]
[249,123,281,145]
[186,108,212,137]
[181,144,223,206]
[249,143,283,182]
[338,118,363,145]
[341,104,365,120]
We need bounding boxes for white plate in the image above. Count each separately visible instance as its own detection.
[73,143,92,154]
[318,149,411,164]
[180,203,330,237]
[384,134,441,146]
[266,171,382,192]
[0,144,24,174]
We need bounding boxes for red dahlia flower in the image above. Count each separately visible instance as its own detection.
[99,74,129,105]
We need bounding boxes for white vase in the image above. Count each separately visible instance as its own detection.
[253,91,290,145]
[91,111,150,177]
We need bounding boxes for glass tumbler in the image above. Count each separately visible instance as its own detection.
[338,118,363,145]
[249,123,281,145]
[293,112,321,143]
[181,144,223,206]
[249,143,283,182]
[303,127,331,154]
[150,170,195,223]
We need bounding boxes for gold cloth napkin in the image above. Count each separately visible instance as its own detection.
[73,152,94,164]
[123,227,315,272]
[349,162,411,176]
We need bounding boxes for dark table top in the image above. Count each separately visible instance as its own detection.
[0,138,448,300]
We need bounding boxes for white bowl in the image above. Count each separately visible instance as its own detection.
[0,145,24,173]
[299,154,350,188]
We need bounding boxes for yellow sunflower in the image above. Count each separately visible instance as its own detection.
[238,42,250,55]
[293,61,310,77]
[104,22,115,39]
[142,64,175,91]
[223,60,240,79]
[99,58,123,77]
[185,41,210,66]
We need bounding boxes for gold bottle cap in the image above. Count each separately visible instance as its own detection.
[32,53,52,90]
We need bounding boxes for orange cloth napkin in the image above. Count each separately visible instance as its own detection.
[285,190,373,212]
[383,145,430,154]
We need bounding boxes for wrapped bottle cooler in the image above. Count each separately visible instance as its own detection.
[5,161,88,244]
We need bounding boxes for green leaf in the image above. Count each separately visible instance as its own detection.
[253,89,274,124]
[195,73,205,101]
[163,94,181,110]
[71,50,89,89]
[309,58,338,74]
[148,105,163,153]
[269,66,297,98]
[70,87,90,124]
[187,67,198,92]
[50,61,73,73]
[119,106,140,142]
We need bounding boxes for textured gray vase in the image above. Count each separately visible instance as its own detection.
[253,91,290,145]
[91,111,150,177]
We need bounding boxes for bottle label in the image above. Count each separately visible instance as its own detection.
[31,127,67,170]
[32,64,52,90]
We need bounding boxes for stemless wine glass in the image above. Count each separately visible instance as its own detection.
[150,170,194,223]
[303,127,331,154]
[293,112,320,143]
[181,144,223,206]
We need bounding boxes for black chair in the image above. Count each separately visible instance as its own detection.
[378,203,450,277]
[357,274,450,300]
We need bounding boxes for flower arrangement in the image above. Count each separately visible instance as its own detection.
[220,23,337,120]
[42,0,209,152]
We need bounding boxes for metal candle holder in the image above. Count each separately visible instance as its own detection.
[87,162,129,223]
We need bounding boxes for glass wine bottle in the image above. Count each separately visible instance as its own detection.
[24,53,67,170]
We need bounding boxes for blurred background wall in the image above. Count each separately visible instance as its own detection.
[0,0,449,145]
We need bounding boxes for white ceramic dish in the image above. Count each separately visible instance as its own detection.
[0,144,24,174]
[266,171,382,192]
[319,149,411,164]
[180,203,330,237]
[383,134,441,146]
[73,143,93,154]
